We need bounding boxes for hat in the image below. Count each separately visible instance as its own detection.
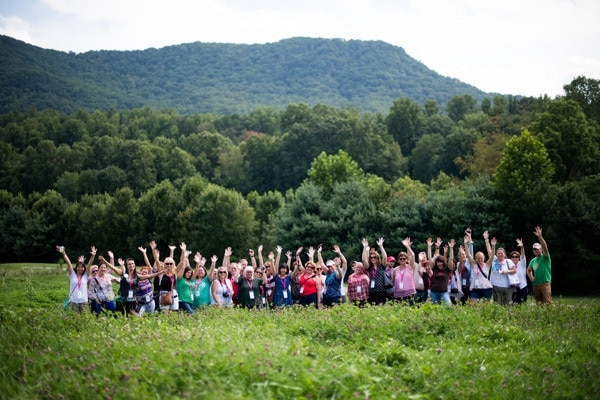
[326,260,335,267]
[387,256,396,262]
[532,243,542,250]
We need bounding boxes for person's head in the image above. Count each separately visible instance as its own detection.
[369,252,381,266]
[387,256,396,268]
[475,251,486,265]
[163,257,176,272]
[326,260,335,273]
[420,257,429,269]
[239,259,248,268]
[304,261,315,274]
[196,266,207,278]
[244,266,254,278]
[264,262,273,275]
[397,253,408,266]
[91,265,99,276]
[126,258,136,273]
[98,263,108,276]
[140,265,151,275]
[278,263,288,276]
[532,243,542,256]
[353,261,364,273]
[75,261,86,276]
[509,251,520,263]
[434,255,447,269]
[217,267,228,280]
[254,268,264,279]
[496,248,506,261]
[183,267,193,280]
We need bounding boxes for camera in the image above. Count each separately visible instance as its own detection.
[223,290,230,298]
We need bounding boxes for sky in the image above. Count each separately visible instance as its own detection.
[1,0,599,98]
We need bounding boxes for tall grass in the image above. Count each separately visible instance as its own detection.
[0,264,598,399]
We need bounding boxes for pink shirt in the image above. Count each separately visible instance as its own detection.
[393,266,416,298]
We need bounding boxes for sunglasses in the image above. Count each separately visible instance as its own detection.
[511,256,519,259]
[398,258,407,260]
[369,256,377,259]
[165,262,174,265]
[91,270,98,273]
[218,271,227,274]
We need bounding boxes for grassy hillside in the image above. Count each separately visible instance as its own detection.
[0,263,598,399]
[0,35,490,115]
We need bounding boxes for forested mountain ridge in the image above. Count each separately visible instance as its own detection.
[0,35,489,114]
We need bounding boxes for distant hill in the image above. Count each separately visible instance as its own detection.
[0,35,492,115]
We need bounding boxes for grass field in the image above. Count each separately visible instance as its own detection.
[0,263,599,399]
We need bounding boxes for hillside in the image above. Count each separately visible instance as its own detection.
[0,35,490,115]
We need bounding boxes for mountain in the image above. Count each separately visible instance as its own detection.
[0,35,490,115]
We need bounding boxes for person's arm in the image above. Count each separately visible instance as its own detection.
[315,274,322,308]
[307,246,315,265]
[434,238,442,258]
[210,280,221,306]
[426,238,433,263]
[527,266,535,282]
[377,237,387,262]
[223,247,231,271]
[332,245,346,280]
[447,239,456,270]
[208,255,217,282]
[86,246,97,275]
[486,236,497,268]
[275,246,282,271]
[57,246,73,275]
[138,264,166,280]
[316,245,325,269]
[361,238,370,266]
[248,248,257,269]
[257,245,265,269]
[516,238,525,261]
[285,251,292,274]
[99,255,123,275]
[403,237,415,269]
[463,234,476,265]
[483,231,493,259]
[534,226,549,255]
[295,246,303,270]
[138,246,152,270]
[176,243,187,278]
[168,245,176,260]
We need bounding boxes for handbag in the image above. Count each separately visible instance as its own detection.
[160,291,173,306]
[383,271,393,289]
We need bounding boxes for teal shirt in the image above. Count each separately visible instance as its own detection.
[176,277,195,304]
[192,277,211,308]
[528,254,551,285]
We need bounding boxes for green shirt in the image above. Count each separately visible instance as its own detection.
[528,254,551,285]
[176,277,195,304]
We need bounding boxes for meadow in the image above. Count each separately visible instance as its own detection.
[0,263,598,399]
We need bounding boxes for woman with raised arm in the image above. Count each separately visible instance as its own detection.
[362,237,388,305]
[290,247,304,304]
[99,250,163,317]
[322,245,345,307]
[58,245,96,313]
[133,246,164,316]
[236,260,267,309]
[392,238,417,305]
[155,251,179,315]
[88,255,117,316]
[463,231,493,302]
[297,247,322,308]
[273,250,293,307]
[511,238,528,304]
[486,235,517,306]
[192,253,214,310]
[175,243,196,314]
[426,238,455,306]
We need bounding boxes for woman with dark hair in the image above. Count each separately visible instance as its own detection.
[361,237,388,305]
[192,253,215,310]
[174,243,196,314]
[425,237,455,306]
[88,258,117,316]
[272,250,293,307]
[511,239,528,304]
[297,249,322,308]
[321,245,346,307]
[100,250,163,317]
[58,245,96,313]
[347,261,370,307]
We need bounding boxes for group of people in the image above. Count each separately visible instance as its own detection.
[60,226,553,316]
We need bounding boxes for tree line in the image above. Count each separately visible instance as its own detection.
[1,76,599,295]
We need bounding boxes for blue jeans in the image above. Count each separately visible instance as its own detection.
[179,301,195,314]
[430,291,452,305]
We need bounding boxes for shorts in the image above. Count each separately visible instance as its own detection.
[160,289,179,311]
[470,288,493,300]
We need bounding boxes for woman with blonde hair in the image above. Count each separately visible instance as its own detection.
[211,265,234,307]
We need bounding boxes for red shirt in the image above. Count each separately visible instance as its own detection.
[298,273,317,296]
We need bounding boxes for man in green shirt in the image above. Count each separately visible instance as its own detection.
[527,226,552,304]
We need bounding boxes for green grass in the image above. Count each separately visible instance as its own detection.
[1,263,599,399]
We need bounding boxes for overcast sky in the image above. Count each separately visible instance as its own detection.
[1,0,599,98]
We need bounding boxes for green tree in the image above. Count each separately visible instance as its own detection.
[410,134,444,183]
[385,97,425,157]
[306,150,364,196]
[563,75,600,124]
[447,94,477,123]
[530,98,599,181]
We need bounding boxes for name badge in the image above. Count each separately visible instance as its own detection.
[249,291,255,300]
[418,278,423,285]
[127,290,134,300]
[462,279,467,286]
[299,286,304,294]
[370,281,375,289]
[398,282,404,289]
[357,286,362,294]
[283,291,288,299]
